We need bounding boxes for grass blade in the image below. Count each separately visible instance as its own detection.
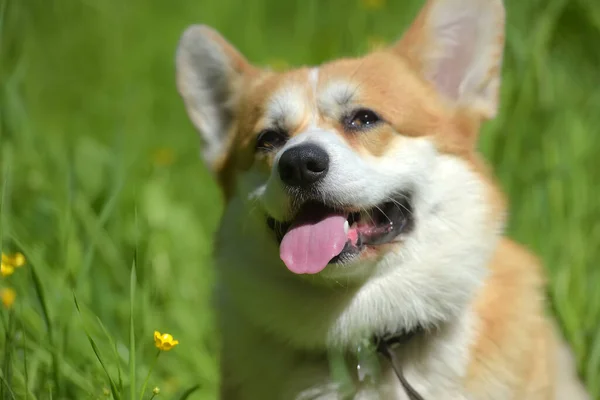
[176,384,200,400]
[75,173,125,289]
[29,259,61,397]
[129,263,137,400]
[73,294,121,400]
[0,373,16,400]
[28,265,51,336]
[19,304,28,400]
[96,316,124,393]
[1,310,14,400]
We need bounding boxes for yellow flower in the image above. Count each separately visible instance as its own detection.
[1,288,16,308]
[1,252,26,277]
[152,387,161,395]
[2,252,26,267]
[361,0,385,10]
[13,253,25,267]
[1,263,14,277]
[154,331,179,351]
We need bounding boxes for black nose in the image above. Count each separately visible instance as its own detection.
[278,143,329,187]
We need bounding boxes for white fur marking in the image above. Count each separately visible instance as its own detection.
[308,68,320,129]
[319,80,360,119]
[309,68,319,96]
[265,85,307,129]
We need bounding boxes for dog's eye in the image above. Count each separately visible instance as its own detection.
[256,129,287,152]
[346,108,381,130]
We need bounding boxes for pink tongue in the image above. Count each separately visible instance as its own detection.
[280,214,347,274]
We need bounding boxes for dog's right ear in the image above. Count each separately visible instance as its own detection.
[393,0,505,120]
[176,25,258,171]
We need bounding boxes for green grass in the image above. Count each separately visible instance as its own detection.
[1,0,599,398]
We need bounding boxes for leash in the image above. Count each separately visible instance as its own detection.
[375,334,425,400]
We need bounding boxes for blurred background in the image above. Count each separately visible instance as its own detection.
[1,0,599,398]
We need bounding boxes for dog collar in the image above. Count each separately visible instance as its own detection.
[374,329,425,400]
[329,327,426,399]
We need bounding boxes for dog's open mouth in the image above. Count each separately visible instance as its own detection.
[266,195,414,274]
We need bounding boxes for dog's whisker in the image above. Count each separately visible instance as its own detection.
[386,194,414,216]
[374,204,393,224]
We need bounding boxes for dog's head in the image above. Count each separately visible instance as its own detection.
[177,0,506,298]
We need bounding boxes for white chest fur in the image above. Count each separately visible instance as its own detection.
[216,285,477,400]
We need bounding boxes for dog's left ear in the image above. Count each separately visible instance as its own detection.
[176,25,259,171]
[394,0,505,119]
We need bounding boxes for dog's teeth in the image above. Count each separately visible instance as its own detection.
[344,220,349,234]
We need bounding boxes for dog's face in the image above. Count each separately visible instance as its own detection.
[177,0,507,307]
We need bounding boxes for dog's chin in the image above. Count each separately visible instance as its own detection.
[265,193,415,278]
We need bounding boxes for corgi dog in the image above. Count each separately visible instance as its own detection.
[176,0,589,398]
